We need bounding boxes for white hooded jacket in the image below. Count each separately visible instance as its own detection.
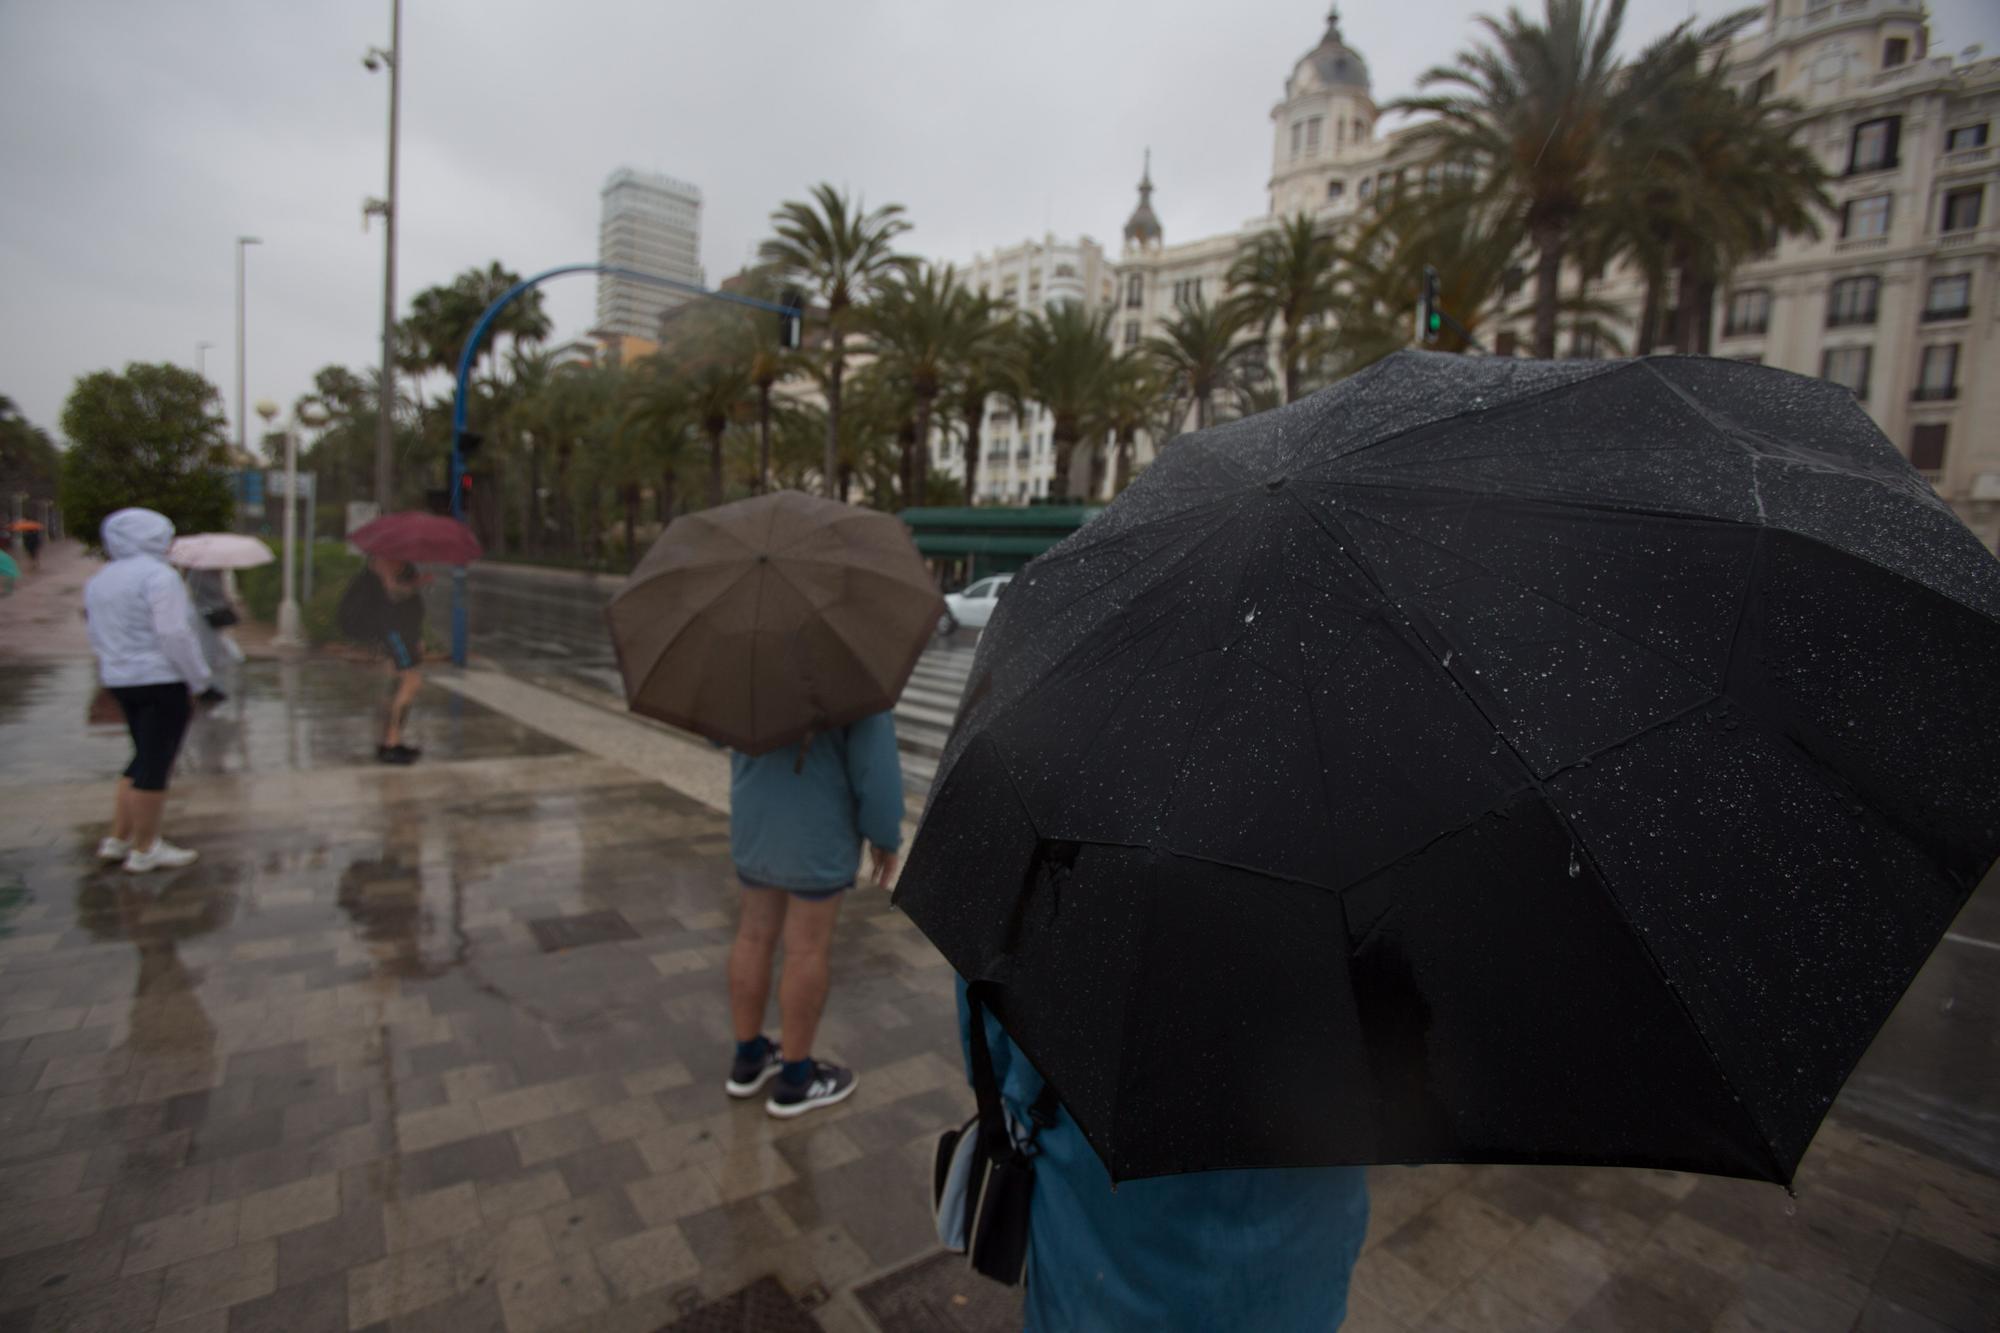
[84,508,213,692]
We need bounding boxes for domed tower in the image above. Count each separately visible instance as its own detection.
[1268,7,1377,217]
[1122,149,1163,253]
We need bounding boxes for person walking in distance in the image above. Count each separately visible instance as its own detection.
[338,556,428,764]
[725,712,903,1117]
[85,508,211,873]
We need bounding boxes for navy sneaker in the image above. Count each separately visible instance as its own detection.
[725,1038,783,1098]
[766,1061,857,1119]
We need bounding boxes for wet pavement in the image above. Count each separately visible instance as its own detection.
[0,620,1996,1329]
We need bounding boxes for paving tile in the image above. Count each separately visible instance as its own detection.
[274,1201,386,1290]
[495,1251,607,1333]
[537,1189,645,1262]
[593,1224,700,1302]
[0,1231,127,1314]
[550,1140,648,1201]
[510,1115,596,1169]
[239,1172,342,1244]
[155,1240,277,1325]
[382,1182,483,1253]
[625,1167,724,1230]
[221,1270,348,1333]
[1867,1232,2000,1333]
[122,1200,240,1274]
[477,1172,570,1225]
[0,1187,105,1261]
[393,1102,485,1155]
[1560,1273,1713,1333]
[0,1149,88,1204]
[12,1268,163,1333]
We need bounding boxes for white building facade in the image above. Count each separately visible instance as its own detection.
[953,3,1998,545]
[595,168,704,342]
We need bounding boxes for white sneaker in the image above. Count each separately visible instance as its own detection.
[123,840,198,873]
[96,836,130,862]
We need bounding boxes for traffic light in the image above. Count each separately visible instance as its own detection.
[455,429,483,459]
[1418,266,1442,345]
[778,289,805,351]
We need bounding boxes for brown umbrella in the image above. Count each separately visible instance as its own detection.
[606,490,942,755]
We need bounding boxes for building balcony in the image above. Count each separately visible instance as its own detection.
[1835,235,1891,253]
[1937,230,1984,249]
[1942,146,1993,171]
[1911,385,1959,402]
[1826,311,1878,329]
[1921,306,1972,323]
[1720,321,1769,339]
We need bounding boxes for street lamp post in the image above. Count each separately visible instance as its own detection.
[364,0,402,513]
[259,399,304,647]
[235,236,262,459]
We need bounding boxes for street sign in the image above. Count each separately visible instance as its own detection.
[263,470,318,499]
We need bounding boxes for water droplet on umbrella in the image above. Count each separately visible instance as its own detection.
[1568,848,1581,878]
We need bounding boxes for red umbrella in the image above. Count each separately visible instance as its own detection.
[347,511,483,565]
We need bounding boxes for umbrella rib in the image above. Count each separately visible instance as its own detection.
[1639,361,1768,523]
[627,563,761,709]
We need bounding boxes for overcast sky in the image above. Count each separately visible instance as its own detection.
[5,0,1996,444]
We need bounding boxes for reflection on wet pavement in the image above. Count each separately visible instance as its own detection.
[0,657,1993,1332]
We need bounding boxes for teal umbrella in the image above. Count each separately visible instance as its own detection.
[0,550,18,582]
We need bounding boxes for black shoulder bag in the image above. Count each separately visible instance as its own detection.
[930,988,1061,1286]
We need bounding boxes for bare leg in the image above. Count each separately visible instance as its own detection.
[778,895,843,1063]
[729,888,789,1043]
[129,790,168,850]
[383,668,422,747]
[111,777,135,842]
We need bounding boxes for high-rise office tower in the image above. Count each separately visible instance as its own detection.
[596,168,704,341]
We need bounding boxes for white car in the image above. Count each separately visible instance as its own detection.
[940,574,1014,634]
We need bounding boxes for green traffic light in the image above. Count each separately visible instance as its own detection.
[1428,313,1442,331]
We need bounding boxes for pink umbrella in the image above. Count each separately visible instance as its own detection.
[347,511,483,565]
[168,533,274,570]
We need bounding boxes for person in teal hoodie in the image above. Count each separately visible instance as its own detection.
[724,711,904,1118]
[959,984,1371,1331]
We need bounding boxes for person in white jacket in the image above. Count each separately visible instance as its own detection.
[85,508,212,872]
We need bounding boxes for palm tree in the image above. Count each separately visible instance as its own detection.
[1017,303,1117,503]
[863,264,1015,505]
[945,313,1021,507]
[1226,213,1342,403]
[758,184,913,498]
[1145,298,1266,432]
[1394,0,1639,358]
[1098,353,1167,496]
[1602,17,1830,355]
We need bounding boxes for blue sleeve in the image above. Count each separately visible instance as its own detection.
[844,710,905,851]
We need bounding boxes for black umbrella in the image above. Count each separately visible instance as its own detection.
[894,352,2000,1187]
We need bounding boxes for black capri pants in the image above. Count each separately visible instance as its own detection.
[110,683,192,792]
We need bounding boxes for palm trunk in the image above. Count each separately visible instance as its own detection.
[659,467,677,525]
[622,484,638,571]
[1115,434,1135,492]
[707,426,725,508]
[912,397,933,505]
[1694,277,1717,356]
[756,384,772,494]
[1196,391,1213,432]
[1087,440,1107,499]
[1533,226,1564,360]
[961,403,983,507]
[1282,323,1300,404]
[526,443,542,556]
[837,463,854,503]
[1051,420,1078,502]
[1673,254,1702,355]
[1637,270,1664,357]
[823,329,845,499]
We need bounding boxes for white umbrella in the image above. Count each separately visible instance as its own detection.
[168,533,274,570]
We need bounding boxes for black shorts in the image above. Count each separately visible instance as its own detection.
[111,683,192,792]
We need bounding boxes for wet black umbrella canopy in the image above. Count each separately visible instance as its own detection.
[893,351,2000,1187]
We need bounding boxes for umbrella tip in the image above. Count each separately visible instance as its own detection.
[1263,476,1288,493]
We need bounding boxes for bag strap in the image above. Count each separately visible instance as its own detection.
[967,985,1062,1152]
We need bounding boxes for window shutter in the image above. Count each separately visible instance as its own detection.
[1885,118,1901,169]
[1910,424,1947,472]
[1840,201,1853,237]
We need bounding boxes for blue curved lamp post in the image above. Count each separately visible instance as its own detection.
[445,265,801,665]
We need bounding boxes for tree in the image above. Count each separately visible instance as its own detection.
[0,396,62,511]
[398,263,552,382]
[1145,298,1266,432]
[60,363,233,543]
[1601,14,1829,354]
[1227,213,1342,404]
[862,263,1012,504]
[1395,0,1638,358]
[1098,354,1167,496]
[1018,302,1117,503]
[758,184,913,497]
[945,313,1021,507]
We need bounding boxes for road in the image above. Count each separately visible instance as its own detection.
[432,560,976,798]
